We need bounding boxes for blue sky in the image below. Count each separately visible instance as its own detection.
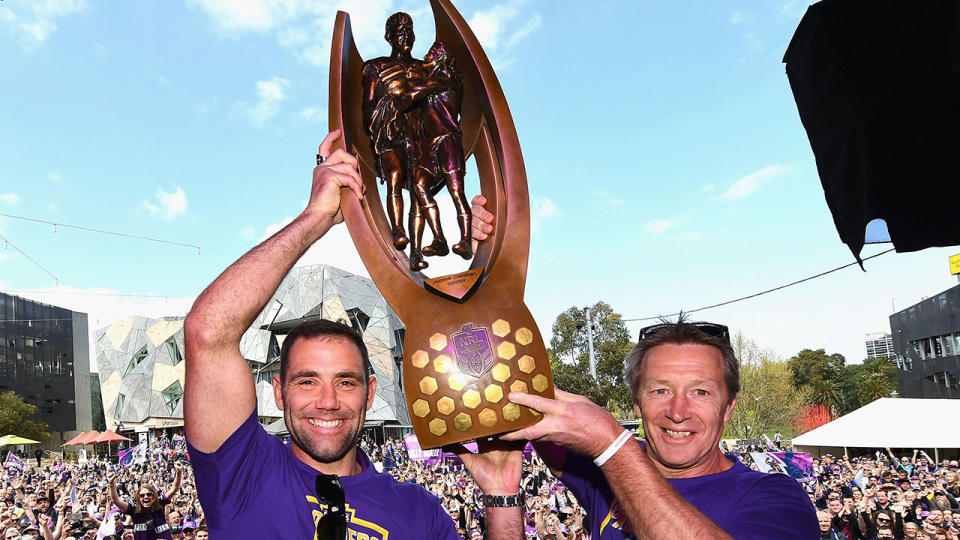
[2,0,958,369]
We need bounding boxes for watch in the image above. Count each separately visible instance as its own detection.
[483,492,524,507]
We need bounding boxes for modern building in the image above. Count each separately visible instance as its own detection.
[0,292,93,446]
[94,264,409,439]
[889,284,960,399]
[865,332,895,360]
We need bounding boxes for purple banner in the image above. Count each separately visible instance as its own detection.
[403,434,441,464]
[750,451,815,482]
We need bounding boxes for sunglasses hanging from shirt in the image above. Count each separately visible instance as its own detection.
[314,473,347,540]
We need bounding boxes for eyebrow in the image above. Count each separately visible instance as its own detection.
[289,370,364,381]
[643,379,720,388]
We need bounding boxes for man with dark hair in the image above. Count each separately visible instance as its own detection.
[501,318,818,538]
[183,130,522,538]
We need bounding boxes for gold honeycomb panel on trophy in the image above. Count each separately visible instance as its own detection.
[402,313,555,449]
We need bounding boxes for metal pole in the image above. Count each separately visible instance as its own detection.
[585,306,597,379]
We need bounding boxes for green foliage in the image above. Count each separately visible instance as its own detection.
[787,348,846,389]
[725,333,808,438]
[0,391,51,443]
[548,301,635,419]
[789,345,899,416]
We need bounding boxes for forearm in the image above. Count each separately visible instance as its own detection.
[485,507,523,540]
[601,442,732,539]
[108,485,127,512]
[184,209,332,348]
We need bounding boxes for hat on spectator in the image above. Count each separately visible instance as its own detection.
[182,520,197,531]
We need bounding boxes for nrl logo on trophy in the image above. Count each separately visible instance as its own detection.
[329,0,555,448]
[452,324,494,378]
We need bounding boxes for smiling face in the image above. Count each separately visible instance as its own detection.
[274,337,376,473]
[633,343,736,478]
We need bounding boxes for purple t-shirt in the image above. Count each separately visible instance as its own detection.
[123,495,172,540]
[560,449,819,539]
[187,411,459,539]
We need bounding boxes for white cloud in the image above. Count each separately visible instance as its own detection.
[258,216,370,277]
[299,106,326,122]
[695,183,714,197]
[187,0,407,68]
[241,225,255,240]
[142,186,187,221]
[530,196,559,235]
[589,190,624,211]
[237,77,290,126]
[643,219,678,234]
[729,11,756,25]
[532,197,559,219]
[186,0,287,33]
[47,172,64,182]
[92,42,108,57]
[0,193,20,205]
[2,0,87,50]
[745,32,764,52]
[777,0,807,22]
[720,165,792,200]
[145,64,173,87]
[468,0,542,69]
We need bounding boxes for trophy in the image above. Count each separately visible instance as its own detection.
[329,0,554,448]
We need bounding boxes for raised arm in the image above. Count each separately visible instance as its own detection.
[184,130,363,452]
[164,464,183,501]
[107,472,130,514]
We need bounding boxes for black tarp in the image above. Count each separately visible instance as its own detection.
[784,0,960,265]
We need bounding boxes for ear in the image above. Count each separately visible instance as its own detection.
[633,399,643,424]
[723,397,737,423]
[272,374,284,411]
[365,375,378,411]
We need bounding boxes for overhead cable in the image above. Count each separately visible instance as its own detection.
[623,248,897,323]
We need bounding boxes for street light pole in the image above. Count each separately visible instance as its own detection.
[585,306,597,379]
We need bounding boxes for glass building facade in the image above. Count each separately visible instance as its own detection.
[889,284,960,398]
[0,293,89,433]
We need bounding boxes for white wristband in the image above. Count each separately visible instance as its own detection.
[594,429,633,467]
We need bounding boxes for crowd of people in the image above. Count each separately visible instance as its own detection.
[3,430,957,539]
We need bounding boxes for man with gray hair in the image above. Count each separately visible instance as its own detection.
[503,317,817,538]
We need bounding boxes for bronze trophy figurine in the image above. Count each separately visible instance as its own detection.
[361,14,472,270]
[329,0,554,448]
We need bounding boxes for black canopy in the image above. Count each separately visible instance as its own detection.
[784,0,960,265]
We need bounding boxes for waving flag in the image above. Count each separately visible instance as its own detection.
[3,451,28,473]
[97,508,121,539]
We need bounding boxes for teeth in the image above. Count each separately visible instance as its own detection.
[308,419,343,428]
[665,429,692,438]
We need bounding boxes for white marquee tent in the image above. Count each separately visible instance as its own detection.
[792,398,960,460]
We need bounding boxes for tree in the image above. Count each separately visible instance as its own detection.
[0,391,51,443]
[787,349,846,390]
[836,356,899,413]
[725,334,809,438]
[548,301,635,419]
[857,357,898,404]
[809,380,842,418]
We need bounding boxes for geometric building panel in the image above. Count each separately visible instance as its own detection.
[96,264,411,432]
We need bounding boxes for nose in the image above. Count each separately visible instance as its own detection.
[667,393,690,423]
[315,382,339,411]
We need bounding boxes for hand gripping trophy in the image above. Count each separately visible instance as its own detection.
[330,0,554,448]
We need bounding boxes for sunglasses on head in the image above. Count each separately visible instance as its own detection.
[315,473,347,540]
[638,321,730,344]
